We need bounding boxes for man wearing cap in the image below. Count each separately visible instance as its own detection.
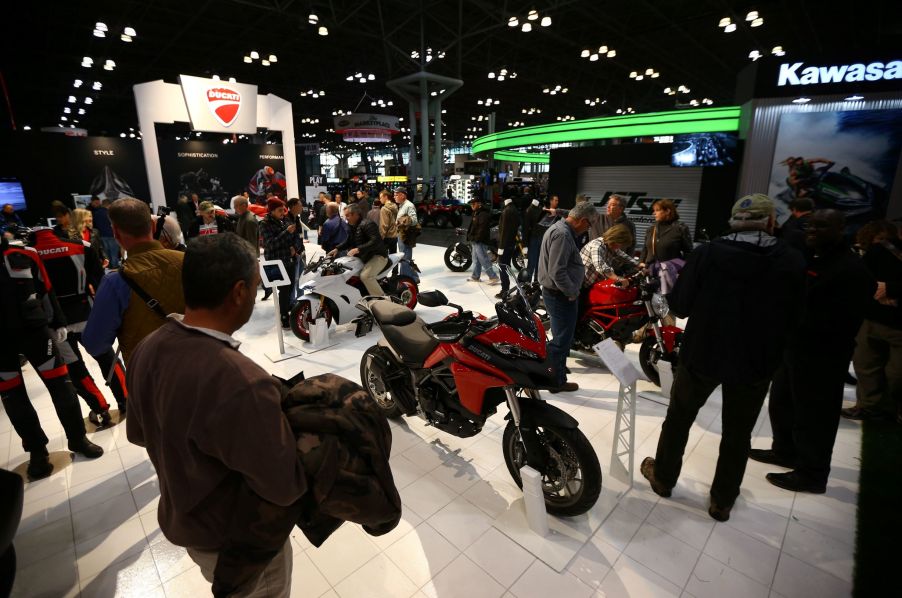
[394,187,419,283]
[640,194,806,522]
[189,201,234,238]
[260,198,301,328]
[466,197,500,285]
[538,201,599,393]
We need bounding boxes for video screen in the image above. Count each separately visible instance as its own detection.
[671,133,737,167]
[0,178,28,211]
[262,263,287,286]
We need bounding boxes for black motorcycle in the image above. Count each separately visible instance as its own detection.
[444,227,527,272]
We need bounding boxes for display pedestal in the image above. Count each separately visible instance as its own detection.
[299,316,338,353]
[265,287,302,363]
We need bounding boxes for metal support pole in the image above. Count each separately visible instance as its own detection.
[419,79,430,193]
[434,99,442,190]
[408,102,417,181]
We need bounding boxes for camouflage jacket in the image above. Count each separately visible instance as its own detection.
[211,373,402,596]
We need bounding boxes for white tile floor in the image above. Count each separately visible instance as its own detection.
[5,244,860,597]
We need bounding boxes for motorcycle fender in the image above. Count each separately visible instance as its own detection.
[648,325,682,355]
[505,399,579,430]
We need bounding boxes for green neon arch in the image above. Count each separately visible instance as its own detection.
[474,106,742,158]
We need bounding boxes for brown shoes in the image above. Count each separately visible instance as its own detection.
[708,499,732,522]
[549,382,579,393]
[640,457,671,498]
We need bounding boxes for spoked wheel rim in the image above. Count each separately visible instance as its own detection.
[396,279,418,309]
[290,299,333,341]
[364,359,394,410]
[448,249,469,269]
[506,426,586,508]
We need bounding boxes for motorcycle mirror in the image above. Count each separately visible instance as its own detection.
[417,290,449,308]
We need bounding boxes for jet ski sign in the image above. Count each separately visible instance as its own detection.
[179,75,258,134]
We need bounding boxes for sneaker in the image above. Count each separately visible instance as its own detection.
[748,449,794,468]
[27,450,53,480]
[494,292,504,299]
[487,278,500,286]
[549,381,579,393]
[765,471,826,494]
[640,457,672,497]
[88,409,112,428]
[68,437,104,459]
[467,277,480,283]
[708,498,732,522]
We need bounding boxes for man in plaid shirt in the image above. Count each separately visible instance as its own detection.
[580,224,638,289]
[260,198,302,327]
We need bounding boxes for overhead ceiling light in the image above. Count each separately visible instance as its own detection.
[749,50,762,61]
[84,97,93,104]
[93,29,105,38]
[629,71,637,78]
[250,50,259,59]
[724,23,737,33]
[95,22,108,31]
[68,95,76,103]
[497,75,505,81]
[589,53,598,61]
[129,133,136,138]
[61,116,68,122]
[540,16,551,27]
[580,49,590,58]
[718,17,731,27]
[73,79,83,88]
[64,107,71,113]
[82,56,93,67]
[308,13,318,24]
[120,34,132,42]
[93,81,101,90]
[527,10,539,20]
[262,59,270,66]
[751,17,764,27]
[636,75,644,80]
[521,22,532,32]
[651,72,659,78]
[792,97,811,104]
[508,17,519,27]
[124,26,136,37]
[845,95,864,101]
[606,50,616,58]
[318,26,328,36]
[243,55,252,63]
[771,45,786,56]
[269,54,277,63]
[746,11,758,21]
[104,59,115,70]
[702,98,714,105]
[78,108,86,115]
[663,87,672,94]
[23,125,31,131]
[645,68,654,75]
[212,74,220,80]
[368,73,375,80]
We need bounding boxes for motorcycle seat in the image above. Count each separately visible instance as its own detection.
[371,300,417,326]
[381,319,440,366]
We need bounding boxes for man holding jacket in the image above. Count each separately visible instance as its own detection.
[466,198,499,285]
[641,194,806,522]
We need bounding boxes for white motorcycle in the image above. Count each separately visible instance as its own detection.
[289,252,419,341]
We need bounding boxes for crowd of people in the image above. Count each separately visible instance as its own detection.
[0,181,900,594]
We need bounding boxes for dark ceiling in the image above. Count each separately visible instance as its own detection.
[3,0,899,148]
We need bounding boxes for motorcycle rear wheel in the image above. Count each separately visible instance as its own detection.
[289,298,333,342]
[360,345,402,418]
[434,213,449,228]
[502,420,602,516]
[394,276,419,309]
[639,336,662,386]
[444,244,472,272]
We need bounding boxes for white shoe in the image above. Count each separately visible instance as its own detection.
[487,278,500,286]
[467,277,480,282]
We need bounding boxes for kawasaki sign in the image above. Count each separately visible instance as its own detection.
[777,61,902,87]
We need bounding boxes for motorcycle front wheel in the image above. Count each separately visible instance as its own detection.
[443,243,472,272]
[289,298,333,342]
[360,346,402,418]
[639,336,663,386]
[502,420,602,516]
[393,276,419,309]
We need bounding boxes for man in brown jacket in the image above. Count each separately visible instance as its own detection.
[127,233,307,597]
[378,189,399,253]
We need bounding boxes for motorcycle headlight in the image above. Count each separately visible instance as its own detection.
[651,293,670,319]
[493,342,540,360]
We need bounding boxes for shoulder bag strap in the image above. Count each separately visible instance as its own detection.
[118,270,168,320]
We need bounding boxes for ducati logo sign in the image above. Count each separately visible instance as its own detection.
[178,75,257,134]
[206,88,242,127]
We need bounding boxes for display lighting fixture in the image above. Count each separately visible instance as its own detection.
[250,51,260,59]
[92,82,101,93]
[308,13,319,24]
[792,97,811,104]
[301,117,321,124]
[93,27,105,38]
[78,108,86,115]
[262,60,271,66]
[702,98,714,105]
[268,54,278,63]
[528,10,538,20]
[745,11,758,21]
[521,107,542,115]
[584,97,605,106]
[120,132,126,138]
[771,46,786,56]
[82,56,93,68]
[104,59,115,71]
[73,79,83,88]
[124,26,136,37]
[369,98,394,107]
[61,116,68,122]
[228,77,236,83]
[580,49,590,58]
[346,72,375,84]
[751,17,764,27]
[243,56,252,63]
[332,109,350,116]
[749,50,762,61]
[129,133,136,138]
[678,85,691,93]
[318,26,329,36]
[845,95,864,101]
[507,121,525,128]
[64,107,71,114]
[724,23,737,33]
[222,139,230,144]
[95,22,108,32]
[541,16,552,27]
[121,33,132,42]
[84,97,93,105]
[300,89,326,98]
[718,17,731,28]
[508,17,518,27]
[542,84,567,95]
[521,22,532,32]
[477,97,500,106]
[555,115,575,121]
[68,95,76,103]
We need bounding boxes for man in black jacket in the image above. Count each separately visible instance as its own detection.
[641,194,806,521]
[523,199,545,282]
[751,209,874,493]
[496,198,522,298]
[466,198,499,284]
[330,203,388,296]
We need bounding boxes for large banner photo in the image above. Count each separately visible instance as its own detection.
[157,140,287,208]
[768,109,902,229]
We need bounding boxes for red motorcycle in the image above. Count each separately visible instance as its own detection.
[572,272,682,386]
[356,279,602,516]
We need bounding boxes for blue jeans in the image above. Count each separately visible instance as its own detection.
[526,235,542,282]
[102,237,120,269]
[543,289,578,386]
[471,242,497,280]
[397,237,419,282]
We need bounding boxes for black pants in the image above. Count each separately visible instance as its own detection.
[0,327,86,452]
[768,358,847,485]
[278,257,294,320]
[498,246,513,294]
[57,332,126,412]
[654,362,770,507]
[384,237,398,254]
